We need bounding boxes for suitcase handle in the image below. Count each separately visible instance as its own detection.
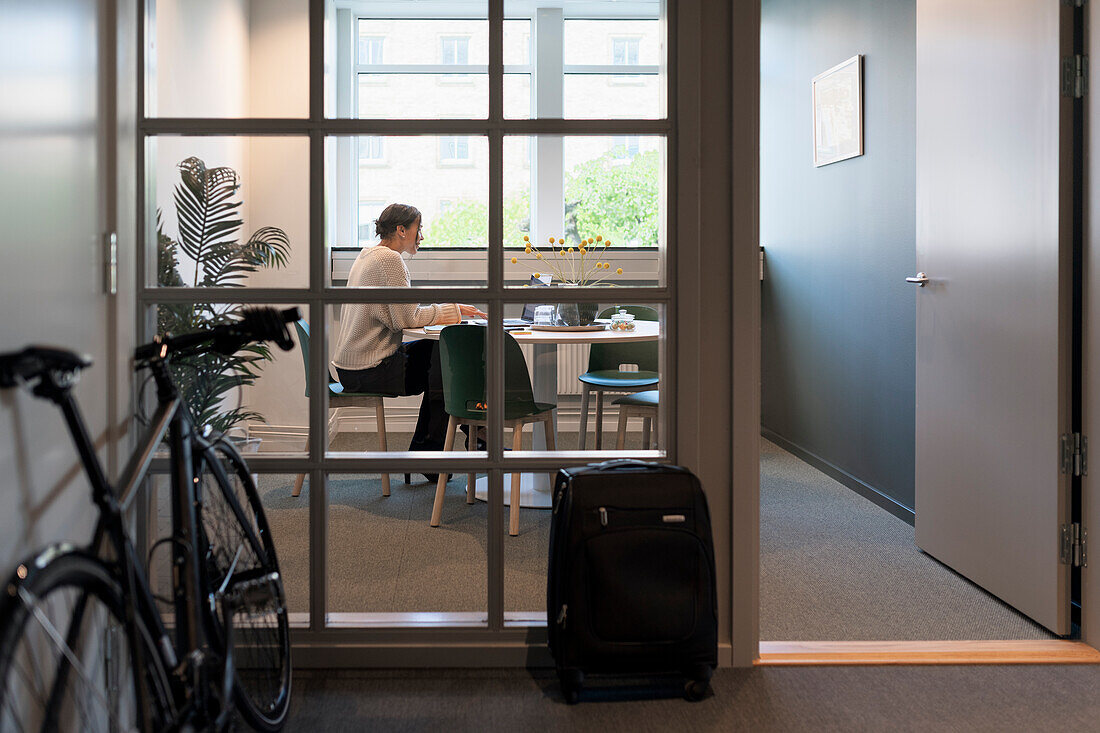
[588,459,664,471]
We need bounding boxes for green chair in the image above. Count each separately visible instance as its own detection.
[578,306,659,449]
[292,319,395,498]
[433,325,557,536]
[612,390,659,449]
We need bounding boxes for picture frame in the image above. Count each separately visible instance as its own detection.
[812,54,863,167]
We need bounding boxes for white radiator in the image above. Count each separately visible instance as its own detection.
[519,343,590,395]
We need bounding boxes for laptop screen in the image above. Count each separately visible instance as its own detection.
[521,274,552,321]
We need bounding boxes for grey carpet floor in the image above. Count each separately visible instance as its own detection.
[287,665,1100,732]
[760,438,1054,640]
[256,432,1056,638]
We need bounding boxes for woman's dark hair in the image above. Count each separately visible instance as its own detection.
[375,203,421,239]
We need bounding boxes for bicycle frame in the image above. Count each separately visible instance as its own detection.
[40,356,228,730]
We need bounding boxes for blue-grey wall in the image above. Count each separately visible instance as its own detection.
[761,0,917,514]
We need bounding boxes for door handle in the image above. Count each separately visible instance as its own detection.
[906,272,929,287]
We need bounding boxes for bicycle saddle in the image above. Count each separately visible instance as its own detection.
[0,346,93,387]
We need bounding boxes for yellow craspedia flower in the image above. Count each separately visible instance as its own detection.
[534,273,540,278]
[558,238,565,245]
[523,235,529,242]
[587,238,594,244]
[535,252,542,259]
[567,247,574,253]
[616,267,623,274]
[558,250,565,256]
[596,235,603,242]
[548,236,555,244]
[603,262,610,269]
[605,240,611,246]
[525,246,531,253]
[579,247,587,254]
[510,257,518,264]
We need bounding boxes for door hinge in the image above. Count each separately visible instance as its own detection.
[1061,523,1088,567]
[1062,55,1088,98]
[1060,433,1087,476]
[103,231,118,295]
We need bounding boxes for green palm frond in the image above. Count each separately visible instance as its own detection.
[156,156,292,433]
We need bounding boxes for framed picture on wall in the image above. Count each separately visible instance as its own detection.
[812,55,863,167]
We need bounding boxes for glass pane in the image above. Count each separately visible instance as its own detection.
[324,302,488,460]
[573,302,665,454]
[147,0,308,118]
[331,16,488,120]
[504,19,531,65]
[504,73,532,119]
[326,467,487,620]
[328,135,489,287]
[148,136,309,288]
[357,74,488,119]
[149,302,309,451]
[563,20,661,65]
[504,472,550,622]
[147,472,310,628]
[563,74,661,119]
[505,135,665,287]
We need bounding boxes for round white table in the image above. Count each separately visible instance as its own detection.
[403,320,659,508]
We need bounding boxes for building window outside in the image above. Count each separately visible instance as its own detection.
[611,135,640,160]
[439,136,470,163]
[358,135,384,164]
[359,36,384,64]
[611,37,640,66]
[440,36,470,65]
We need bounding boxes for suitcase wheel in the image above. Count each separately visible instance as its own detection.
[683,666,713,702]
[558,669,584,704]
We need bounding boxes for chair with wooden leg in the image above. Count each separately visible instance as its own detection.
[291,319,394,498]
[577,306,660,449]
[431,325,557,536]
[612,390,659,449]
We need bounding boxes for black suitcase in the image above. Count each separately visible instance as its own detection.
[547,460,717,703]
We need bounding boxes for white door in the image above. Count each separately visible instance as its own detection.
[914,0,1075,635]
[0,0,117,567]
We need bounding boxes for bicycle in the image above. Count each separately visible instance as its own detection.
[0,306,299,731]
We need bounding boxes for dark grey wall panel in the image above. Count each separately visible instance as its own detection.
[761,0,916,511]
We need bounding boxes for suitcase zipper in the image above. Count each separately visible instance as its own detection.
[557,604,568,628]
[599,507,608,526]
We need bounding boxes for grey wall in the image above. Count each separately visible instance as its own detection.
[760,0,916,514]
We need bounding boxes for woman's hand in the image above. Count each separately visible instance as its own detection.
[458,304,488,319]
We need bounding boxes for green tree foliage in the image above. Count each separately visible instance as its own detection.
[564,149,659,247]
[421,148,658,248]
[424,190,531,247]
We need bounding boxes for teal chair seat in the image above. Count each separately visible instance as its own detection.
[433,325,557,536]
[611,390,659,449]
[292,319,395,498]
[578,306,660,449]
[578,370,660,389]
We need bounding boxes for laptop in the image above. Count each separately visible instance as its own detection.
[504,274,553,325]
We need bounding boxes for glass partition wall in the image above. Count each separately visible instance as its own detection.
[139,0,672,661]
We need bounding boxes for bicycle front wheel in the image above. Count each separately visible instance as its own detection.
[197,435,291,731]
[0,550,172,732]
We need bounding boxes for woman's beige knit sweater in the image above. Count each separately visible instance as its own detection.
[331,246,460,372]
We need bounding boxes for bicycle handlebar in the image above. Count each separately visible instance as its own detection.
[134,307,300,363]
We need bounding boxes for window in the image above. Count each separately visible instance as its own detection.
[358,200,386,245]
[359,36,384,64]
[611,135,640,160]
[358,135,384,163]
[439,135,470,163]
[440,36,470,65]
[612,37,640,66]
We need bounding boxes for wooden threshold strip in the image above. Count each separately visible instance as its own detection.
[757,640,1100,666]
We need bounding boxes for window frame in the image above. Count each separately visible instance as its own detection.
[137,0,683,658]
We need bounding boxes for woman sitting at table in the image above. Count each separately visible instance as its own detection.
[331,203,486,464]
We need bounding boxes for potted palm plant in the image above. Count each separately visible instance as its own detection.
[157,156,291,438]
